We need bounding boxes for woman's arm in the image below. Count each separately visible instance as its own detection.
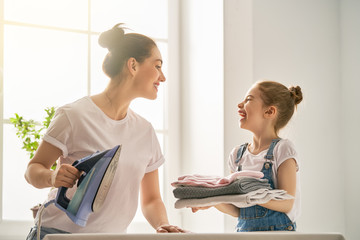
[24,140,81,189]
[258,158,297,213]
[140,169,185,233]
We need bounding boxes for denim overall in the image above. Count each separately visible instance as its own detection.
[235,139,296,232]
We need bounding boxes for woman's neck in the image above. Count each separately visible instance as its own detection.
[92,79,134,120]
[103,91,130,120]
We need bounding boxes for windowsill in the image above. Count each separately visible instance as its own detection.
[0,219,34,239]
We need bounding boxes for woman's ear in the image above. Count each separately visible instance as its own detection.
[264,106,277,119]
[127,57,138,76]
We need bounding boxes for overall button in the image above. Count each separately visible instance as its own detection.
[264,162,270,169]
[287,226,293,231]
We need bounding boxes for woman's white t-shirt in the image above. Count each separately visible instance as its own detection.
[228,139,301,222]
[37,96,165,233]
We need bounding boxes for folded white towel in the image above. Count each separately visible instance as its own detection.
[174,188,294,209]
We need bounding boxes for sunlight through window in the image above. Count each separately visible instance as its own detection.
[1,0,168,224]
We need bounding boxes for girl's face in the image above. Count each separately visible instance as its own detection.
[237,85,266,132]
[132,47,166,100]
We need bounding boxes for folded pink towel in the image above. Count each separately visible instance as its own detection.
[171,170,264,188]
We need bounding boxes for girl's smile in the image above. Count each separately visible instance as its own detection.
[238,109,247,121]
[237,86,266,132]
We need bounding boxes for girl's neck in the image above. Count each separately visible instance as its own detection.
[249,131,279,155]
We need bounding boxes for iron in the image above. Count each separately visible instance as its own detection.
[54,145,122,227]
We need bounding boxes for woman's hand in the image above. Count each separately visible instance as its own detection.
[140,170,189,233]
[156,224,188,233]
[51,164,81,188]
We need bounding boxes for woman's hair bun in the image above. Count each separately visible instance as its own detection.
[98,23,125,51]
[289,86,303,105]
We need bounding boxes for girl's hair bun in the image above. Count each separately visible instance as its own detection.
[98,23,125,51]
[289,86,303,105]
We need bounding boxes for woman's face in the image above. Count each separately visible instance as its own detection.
[132,47,166,100]
[237,85,266,132]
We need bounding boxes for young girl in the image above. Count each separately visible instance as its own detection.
[192,80,303,232]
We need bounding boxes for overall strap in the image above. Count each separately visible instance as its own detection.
[264,138,281,161]
[235,143,248,171]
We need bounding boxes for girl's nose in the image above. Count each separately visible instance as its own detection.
[238,102,243,108]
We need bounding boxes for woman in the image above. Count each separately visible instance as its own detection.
[25,23,185,239]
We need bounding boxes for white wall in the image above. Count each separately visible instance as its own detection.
[340,1,360,240]
[223,0,254,232]
[223,0,360,239]
[179,0,224,233]
[253,0,344,233]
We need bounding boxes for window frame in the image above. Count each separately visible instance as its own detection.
[0,0,180,237]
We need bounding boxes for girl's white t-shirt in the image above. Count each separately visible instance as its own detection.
[37,96,165,233]
[228,139,301,222]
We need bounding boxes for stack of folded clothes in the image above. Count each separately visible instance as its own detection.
[172,170,293,209]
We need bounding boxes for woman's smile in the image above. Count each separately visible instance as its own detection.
[154,82,160,92]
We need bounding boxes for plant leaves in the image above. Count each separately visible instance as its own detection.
[10,107,57,169]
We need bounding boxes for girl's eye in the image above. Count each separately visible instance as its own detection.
[156,65,162,69]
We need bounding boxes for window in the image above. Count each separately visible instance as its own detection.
[0,0,177,236]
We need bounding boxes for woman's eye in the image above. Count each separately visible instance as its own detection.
[156,65,162,69]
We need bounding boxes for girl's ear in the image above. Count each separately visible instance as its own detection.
[127,57,138,76]
[264,106,277,119]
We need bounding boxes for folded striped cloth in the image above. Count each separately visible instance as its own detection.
[174,189,294,209]
[173,177,271,199]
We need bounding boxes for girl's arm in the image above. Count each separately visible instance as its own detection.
[214,204,239,217]
[258,158,297,213]
[191,204,239,218]
[140,169,186,233]
[24,141,81,189]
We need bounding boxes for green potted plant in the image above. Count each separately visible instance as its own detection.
[10,107,56,218]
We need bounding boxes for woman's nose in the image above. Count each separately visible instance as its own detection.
[238,102,243,108]
[159,72,166,82]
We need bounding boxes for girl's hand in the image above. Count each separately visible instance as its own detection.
[156,224,188,233]
[190,206,212,213]
[51,164,81,188]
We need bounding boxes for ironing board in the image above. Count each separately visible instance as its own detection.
[43,232,345,240]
